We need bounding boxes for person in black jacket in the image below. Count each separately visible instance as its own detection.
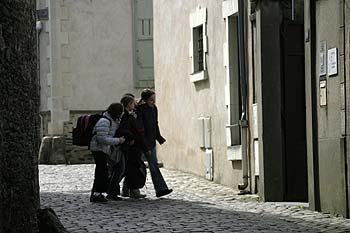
[137,89,173,198]
[116,95,147,198]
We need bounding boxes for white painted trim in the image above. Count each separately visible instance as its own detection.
[254,140,259,175]
[190,6,207,28]
[203,35,208,70]
[253,104,258,139]
[222,0,239,18]
[224,84,230,106]
[223,42,229,67]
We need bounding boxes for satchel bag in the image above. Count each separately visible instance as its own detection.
[108,145,123,167]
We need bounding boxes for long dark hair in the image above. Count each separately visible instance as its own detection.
[138,88,155,105]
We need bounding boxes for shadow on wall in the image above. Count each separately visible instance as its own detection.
[194,77,211,92]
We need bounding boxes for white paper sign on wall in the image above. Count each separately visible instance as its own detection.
[327,47,338,76]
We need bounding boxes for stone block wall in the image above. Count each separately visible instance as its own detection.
[39,110,105,164]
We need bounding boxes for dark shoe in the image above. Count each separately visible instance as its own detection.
[90,194,108,203]
[106,194,122,201]
[156,189,173,198]
[121,186,130,197]
[129,190,146,199]
[121,192,130,197]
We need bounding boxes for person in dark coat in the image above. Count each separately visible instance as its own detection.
[137,89,173,198]
[116,95,147,198]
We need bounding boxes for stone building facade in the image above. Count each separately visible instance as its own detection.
[36,0,154,163]
[153,0,350,218]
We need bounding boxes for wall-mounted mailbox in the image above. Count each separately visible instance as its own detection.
[320,80,327,106]
[205,149,213,181]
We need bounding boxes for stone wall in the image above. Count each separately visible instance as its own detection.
[38,110,103,164]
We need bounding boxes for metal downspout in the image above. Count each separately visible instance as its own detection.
[237,0,249,191]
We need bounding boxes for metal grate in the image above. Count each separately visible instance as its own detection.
[197,26,204,71]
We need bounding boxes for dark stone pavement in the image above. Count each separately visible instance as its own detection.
[40,165,350,233]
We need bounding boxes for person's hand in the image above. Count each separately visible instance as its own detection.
[128,140,135,145]
[118,136,125,144]
[159,138,166,145]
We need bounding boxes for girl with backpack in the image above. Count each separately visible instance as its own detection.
[137,89,173,198]
[89,103,125,202]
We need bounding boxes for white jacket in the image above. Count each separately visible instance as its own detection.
[89,112,121,155]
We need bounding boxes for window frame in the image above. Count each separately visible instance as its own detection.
[189,6,208,83]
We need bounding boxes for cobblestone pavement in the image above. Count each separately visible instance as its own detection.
[40,165,350,233]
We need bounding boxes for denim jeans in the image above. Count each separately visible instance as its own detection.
[146,147,168,193]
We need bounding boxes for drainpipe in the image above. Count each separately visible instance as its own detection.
[237,0,249,192]
[291,0,295,21]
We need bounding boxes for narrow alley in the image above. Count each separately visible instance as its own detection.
[40,165,350,233]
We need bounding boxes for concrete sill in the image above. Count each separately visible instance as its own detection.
[227,145,242,161]
[190,70,207,83]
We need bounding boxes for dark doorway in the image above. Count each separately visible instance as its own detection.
[281,20,308,201]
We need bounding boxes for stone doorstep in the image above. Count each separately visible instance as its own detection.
[272,202,309,208]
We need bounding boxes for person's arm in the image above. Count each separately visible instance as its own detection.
[154,106,166,145]
[95,118,123,145]
[134,110,151,152]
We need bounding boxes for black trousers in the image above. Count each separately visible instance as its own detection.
[91,151,109,193]
[124,146,146,189]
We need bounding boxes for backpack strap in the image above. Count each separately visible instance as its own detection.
[101,115,112,127]
[91,115,112,136]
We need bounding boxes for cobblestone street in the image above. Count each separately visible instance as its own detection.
[40,165,350,233]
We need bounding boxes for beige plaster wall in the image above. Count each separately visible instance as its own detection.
[38,0,141,135]
[153,0,243,187]
[62,0,136,111]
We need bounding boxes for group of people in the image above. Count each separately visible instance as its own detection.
[89,89,172,202]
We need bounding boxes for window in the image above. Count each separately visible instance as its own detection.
[223,0,241,147]
[189,6,207,82]
[193,25,204,73]
[227,14,241,146]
